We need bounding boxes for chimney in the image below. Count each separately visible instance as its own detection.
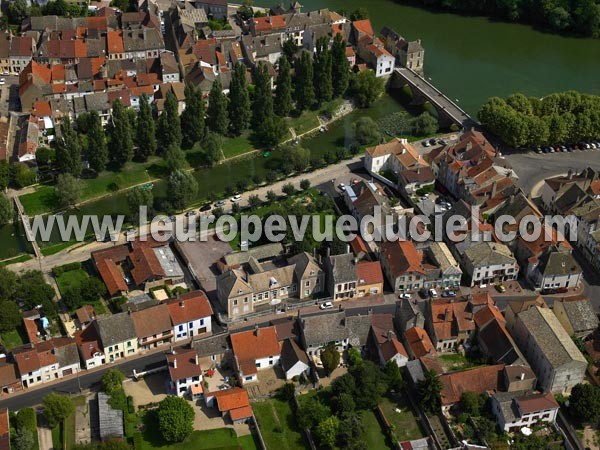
[568,169,573,180]
[179,301,184,307]
[195,353,199,365]
[346,244,351,255]
[386,330,393,342]
[254,325,260,336]
[173,358,177,369]
[519,372,525,381]
[491,181,498,198]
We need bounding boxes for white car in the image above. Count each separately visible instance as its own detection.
[337,183,346,190]
[0,79,5,85]
[399,293,411,300]
[230,195,242,202]
[319,301,334,310]
[428,288,438,297]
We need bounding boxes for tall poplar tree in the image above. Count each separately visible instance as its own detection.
[207,79,229,135]
[56,116,82,177]
[313,36,333,103]
[157,91,182,153]
[108,99,134,168]
[181,84,205,148]
[331,33,350,98]
[135,94,156,161]
[86,111,108,173]
[252,61,274,128]
[274,56,293,116]
[294,51,315,111]
[228,63,250,136]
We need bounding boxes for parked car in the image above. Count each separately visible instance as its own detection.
[230,195,242,202]
[541,288,556,295]
[495,284,506,293]
[441,290,456,298]
[429,138,437,145]
[338,183,346,190]
[428,288,438,298]
[319,301,334,310]
[435,196,447,205]
[214,200,226,207]
[399,293,411,300]
[0,79,5,86]
[438,139,447,145]
[422,141,430,147]
[555,287,568,294]
[185,210,196,217]
[199,203,211,212]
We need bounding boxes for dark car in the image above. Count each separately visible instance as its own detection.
[429,138,437,145]
[435,196,446,205]
[199,203,211,212]
[541,288,556,295]
[441,290,456,298]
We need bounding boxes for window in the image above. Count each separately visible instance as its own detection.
[305,281,310,287]
[127,341,132,347]
[189,322,193,328]
[233,299,238,306]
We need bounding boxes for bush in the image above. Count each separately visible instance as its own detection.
[127,395,135,414]
[52,261,82,277]
[132,432,143,450]
[300,179,311,190]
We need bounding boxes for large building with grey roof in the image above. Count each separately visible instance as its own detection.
[553,296,599,339]
[461,241,518,287]
[93,312,139,363]
[511,305,587,394]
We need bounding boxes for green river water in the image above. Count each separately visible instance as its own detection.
[2,0,599,258]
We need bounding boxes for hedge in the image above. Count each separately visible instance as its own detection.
[53,262,82,277]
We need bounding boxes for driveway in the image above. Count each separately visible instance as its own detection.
[123,373,167,407]
[37,414,54,450]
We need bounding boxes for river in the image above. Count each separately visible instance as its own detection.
[2,0,599,258]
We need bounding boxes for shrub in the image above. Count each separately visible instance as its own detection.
[127,395,135,414]
[52,261,82,277]
[132,432,143,450]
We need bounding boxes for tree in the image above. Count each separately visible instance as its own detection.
[16,271,57,316]
[252,62,274,128]
[127,186,153,221]
[0,266,17,301]
[248,194,261,208]
[237,0,254,20]
[257,115,286,148]
[297,396,331,429]
[313,36,333,103]
[461,391,482,416]
[55,173,82,209]
[136,94,157,160]
[85,111,108,173]
[8,0,27,24]
[167,170,198,211]
[384,360,403,392]
[10,163,36,188]
[282,182,295,196]
[352,70,384,108]
[353,116,380,145]
[80,277,106,304]
[0,300,20,332]
[13,428,34,450]
[0,192,12,225]
[203,131,223,167]
[349,361,388,409]
[569,383,600,423]
[164,144,187,173]
[294,51,315,111]
[282,38,298,63]
[0,160,9,190]
[349,7,368,21]
[411,111,439,136]
[274,56,293,117]
[417,369,443,414]
[315,416,339,449]
[43,393,74,428]
[108,99,134,168]
[548,6,571,30]
[156,396,195,443]
[320,344,340,375]
[157,92,182,153]
[266,190,277,202]
[101,369,125,395]
[347,348,362,367]
[228,63,251,135]
[181,84,205,149]
[332,33,350,97]
[300,179,310,190]
[207,79,229,135]
[56,116,82,177]
[331,392,355,417]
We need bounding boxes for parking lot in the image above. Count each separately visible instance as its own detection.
[0,75,19,117]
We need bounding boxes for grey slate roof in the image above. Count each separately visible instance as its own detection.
[191,332,229,357]
[558,297,600,333]
[327,253,358,284]
[280,338,310,372]
[301,311,348,347]
[345,314,372,347]
[98,392,124,440]
[94,312,136,347]
[223,243,284,266]
[518,306,586,369]
[464,241,515,267]
[55,342,80,367]
[537,248,581,277]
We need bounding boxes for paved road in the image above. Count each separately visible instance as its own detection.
[502,149,600,194]
[0,352,166,412]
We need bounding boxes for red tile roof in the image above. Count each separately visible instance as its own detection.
[166,290,213,325]
[131,303,172,339]
[129,246,164,286]
[516,392,558,414]
[32,101,52,117]
[166,348,201,381]
[230,327,280,371]
[23,318,38,344]
[352,19,374,37]
[0,408,9,450]
[356,261,383,287]
[107,30,124,54]
[474,304,505,328]
[75,326,102,361]
[95,259,127,296]
[440,364,505,406]
[209,387,250,412]
[229,405,253,421]
[380,240,426,278]
[404,327,437,358]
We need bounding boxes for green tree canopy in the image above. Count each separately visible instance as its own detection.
[101,368,125,396]
[352,70,384,108]
[43,393,74,428]
[0,192,12,226]
[352,116,381,145]
[252,62,274,128]
[203,131,223,167]
[167,169,198,211]
[569,383,600,423]
[0,300,21,332]
[207,79,229,135]
[85,111,108,173]
[274,56,293,117]
[313,36,333,104]
[136,94,157,160]
[156,396,195,443]
[417,369,443,414]
[294,51,316,111]
[315,415,339,449]
[108,99,134,168]
[332,33,350,97]
[157,92,182,153]
[56,116,82,177]
[127,186,154,221]
[181,84,206,148]
[0,265,17,300]
[228,63,251,135]
[320,344,340,375]
[55,173,82,209]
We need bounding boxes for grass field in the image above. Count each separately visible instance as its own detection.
[253,398,308,450]
[20,158,164,216]
[287,111,320,136]
[0,328,24,351]
[438,353,480,372]
[55,268,107,314]
[0,254,33,265]
[379,395,424,442]
[361,409,392,450]
[221,134,255,159]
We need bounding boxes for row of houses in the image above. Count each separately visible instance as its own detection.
[0,289,212,394]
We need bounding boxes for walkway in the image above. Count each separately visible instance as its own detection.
[13,195,42,259]
[394,67,477,129]
[37,415,54,450]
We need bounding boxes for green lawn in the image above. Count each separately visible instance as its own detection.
[361,409,392,450]
[41,240,78,256]
[221,134,255,159]
[287,111,320,136]
[252,398,308,450]
[0,328,25,351]
[379,395,424,442]
[0,254,33,265]
[20,158,164,216]
[438,353,480,372]
[56,268,89,293]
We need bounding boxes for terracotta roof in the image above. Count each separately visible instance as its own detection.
[0,361,19,388]
[32,101,52,117]
[474,304,505,328]
[230,326,280,371]
[380,240,426,278]
[404,326,437,358]
[23,318,38,344]
[87,16,109,30]
[75,305,94,325]
[380,337,408,362]
[75,326,102,361]
[352,19,374,36]
[516,392,558,414]
[107,30,124,54]
[356,261,383,286]
[208,387,250,412]
[440,364,505,405]
[131,303,172,338]
[96,259,127,296]
[128,246,164,286]
[166,290,213,325]
[0,408,8,450]
[229,405,253,421]
[430,298,475,341]
[350,235,368,256]
[166,348,201,381]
